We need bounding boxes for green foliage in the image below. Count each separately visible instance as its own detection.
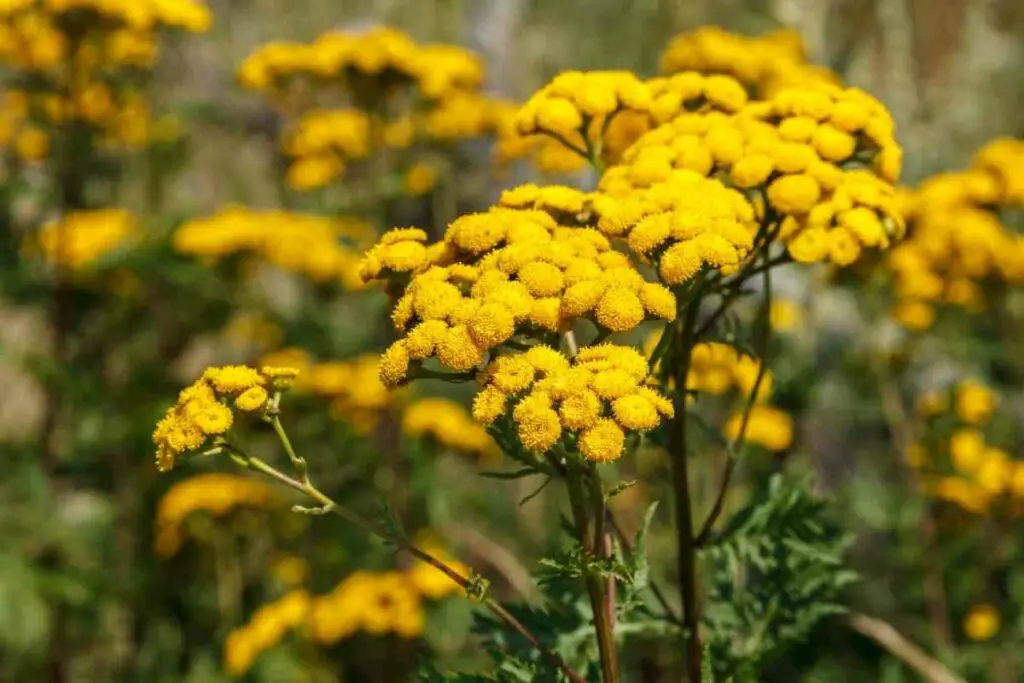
[701,474,857,679]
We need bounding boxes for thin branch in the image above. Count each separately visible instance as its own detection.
[848,613,966,683]
[694,253,773,547]
[240,453,587,683]
[441,524,540,603]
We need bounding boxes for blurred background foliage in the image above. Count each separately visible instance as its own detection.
[1,0,1024,682]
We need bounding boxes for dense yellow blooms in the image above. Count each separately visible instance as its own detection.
[223,590,311,676]
[887,138,1024,329]
[152,365,294,472]
[368,210,676,386]
[238,27,482,101]
[660,27,838,97]
[309,571,424,644]
[955,379,997,425]
[472,344,671,462]
[174,207,372,288]
[686,342,773,401]
[0,1,207,156]
[963,604,1000,642]
[402,397,497,459]
[153,473,275,556]
[281,108,370,189]
[594,170,757,283]
[724,405,793,451]
[513,69,753,168]
[31,209,135,268]
[600,83,904,268]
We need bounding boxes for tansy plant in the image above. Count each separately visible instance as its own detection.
[152,23,909,681]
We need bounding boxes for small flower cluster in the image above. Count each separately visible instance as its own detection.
[29,209,135,269]
[259,349,395,435]
[366,213,677,386]
[281,108,370,190]
[223,590,311,676]
[152,365,297,472]
[0,0,207,152]
[238,26,482,100]
[510,69,750,169]
[887,137,1024,330]
[402,397,498,460]
[153,473,275,557]
[659,26,838,97]
[686,342,773,400]
[174,207,373,288]
[472,344,673,463]
[910,380,1020,515]
[724,405,794,452]
[595,170,757,284]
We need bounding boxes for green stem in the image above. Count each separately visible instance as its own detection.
[671,291,704,683]
[566,465,621,683]
[694,253,773,547]
[240,453,587,683]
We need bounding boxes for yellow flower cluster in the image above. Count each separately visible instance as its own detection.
[599,83,904,267]
[368,212,677,386]
[358,227,450,293]
[659,26,838,97]
[309,545,466,647]
[887,138,1024,330]
[686,342,773,400]
[724,404,794,451]
[910,380,1019,514]
[402,397,498,459]
[153,473,275,557]
[472,344,672,462]
[153,365,297,472]
[174,207,372,288]
[223,533,466,674]
[594,170,758,284]
[0,1,207,151]
[281,108,370,190]
[238,26,482,100]
[512,69,750,168]
[258,348,395,434]
[224,590,311,676]
[30,208,135,269]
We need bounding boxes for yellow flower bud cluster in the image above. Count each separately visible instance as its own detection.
[594,169,757,284]
[358,228,451,293]
[908,380,1017,515]
[237,26,482,101]
[153,473,275,557]
[153,365,295,472]
[686,342,774,401]
[659,26,838,97]
[887,138,1024,330]
[422,92,520,142]
[308,571,424,646]
[174,207,373,289]
[258,349,395,435]
[0,1,206,155]
[472,344,673,463]
[30,208,135,269]
[724,405,794,451]
[223,590,311,676]
[510,69,753,169]
[599,84,904,267]
[402,397,498,460]
[0,0,210,39]
[281,108,370,190]
[370,210,678,387]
